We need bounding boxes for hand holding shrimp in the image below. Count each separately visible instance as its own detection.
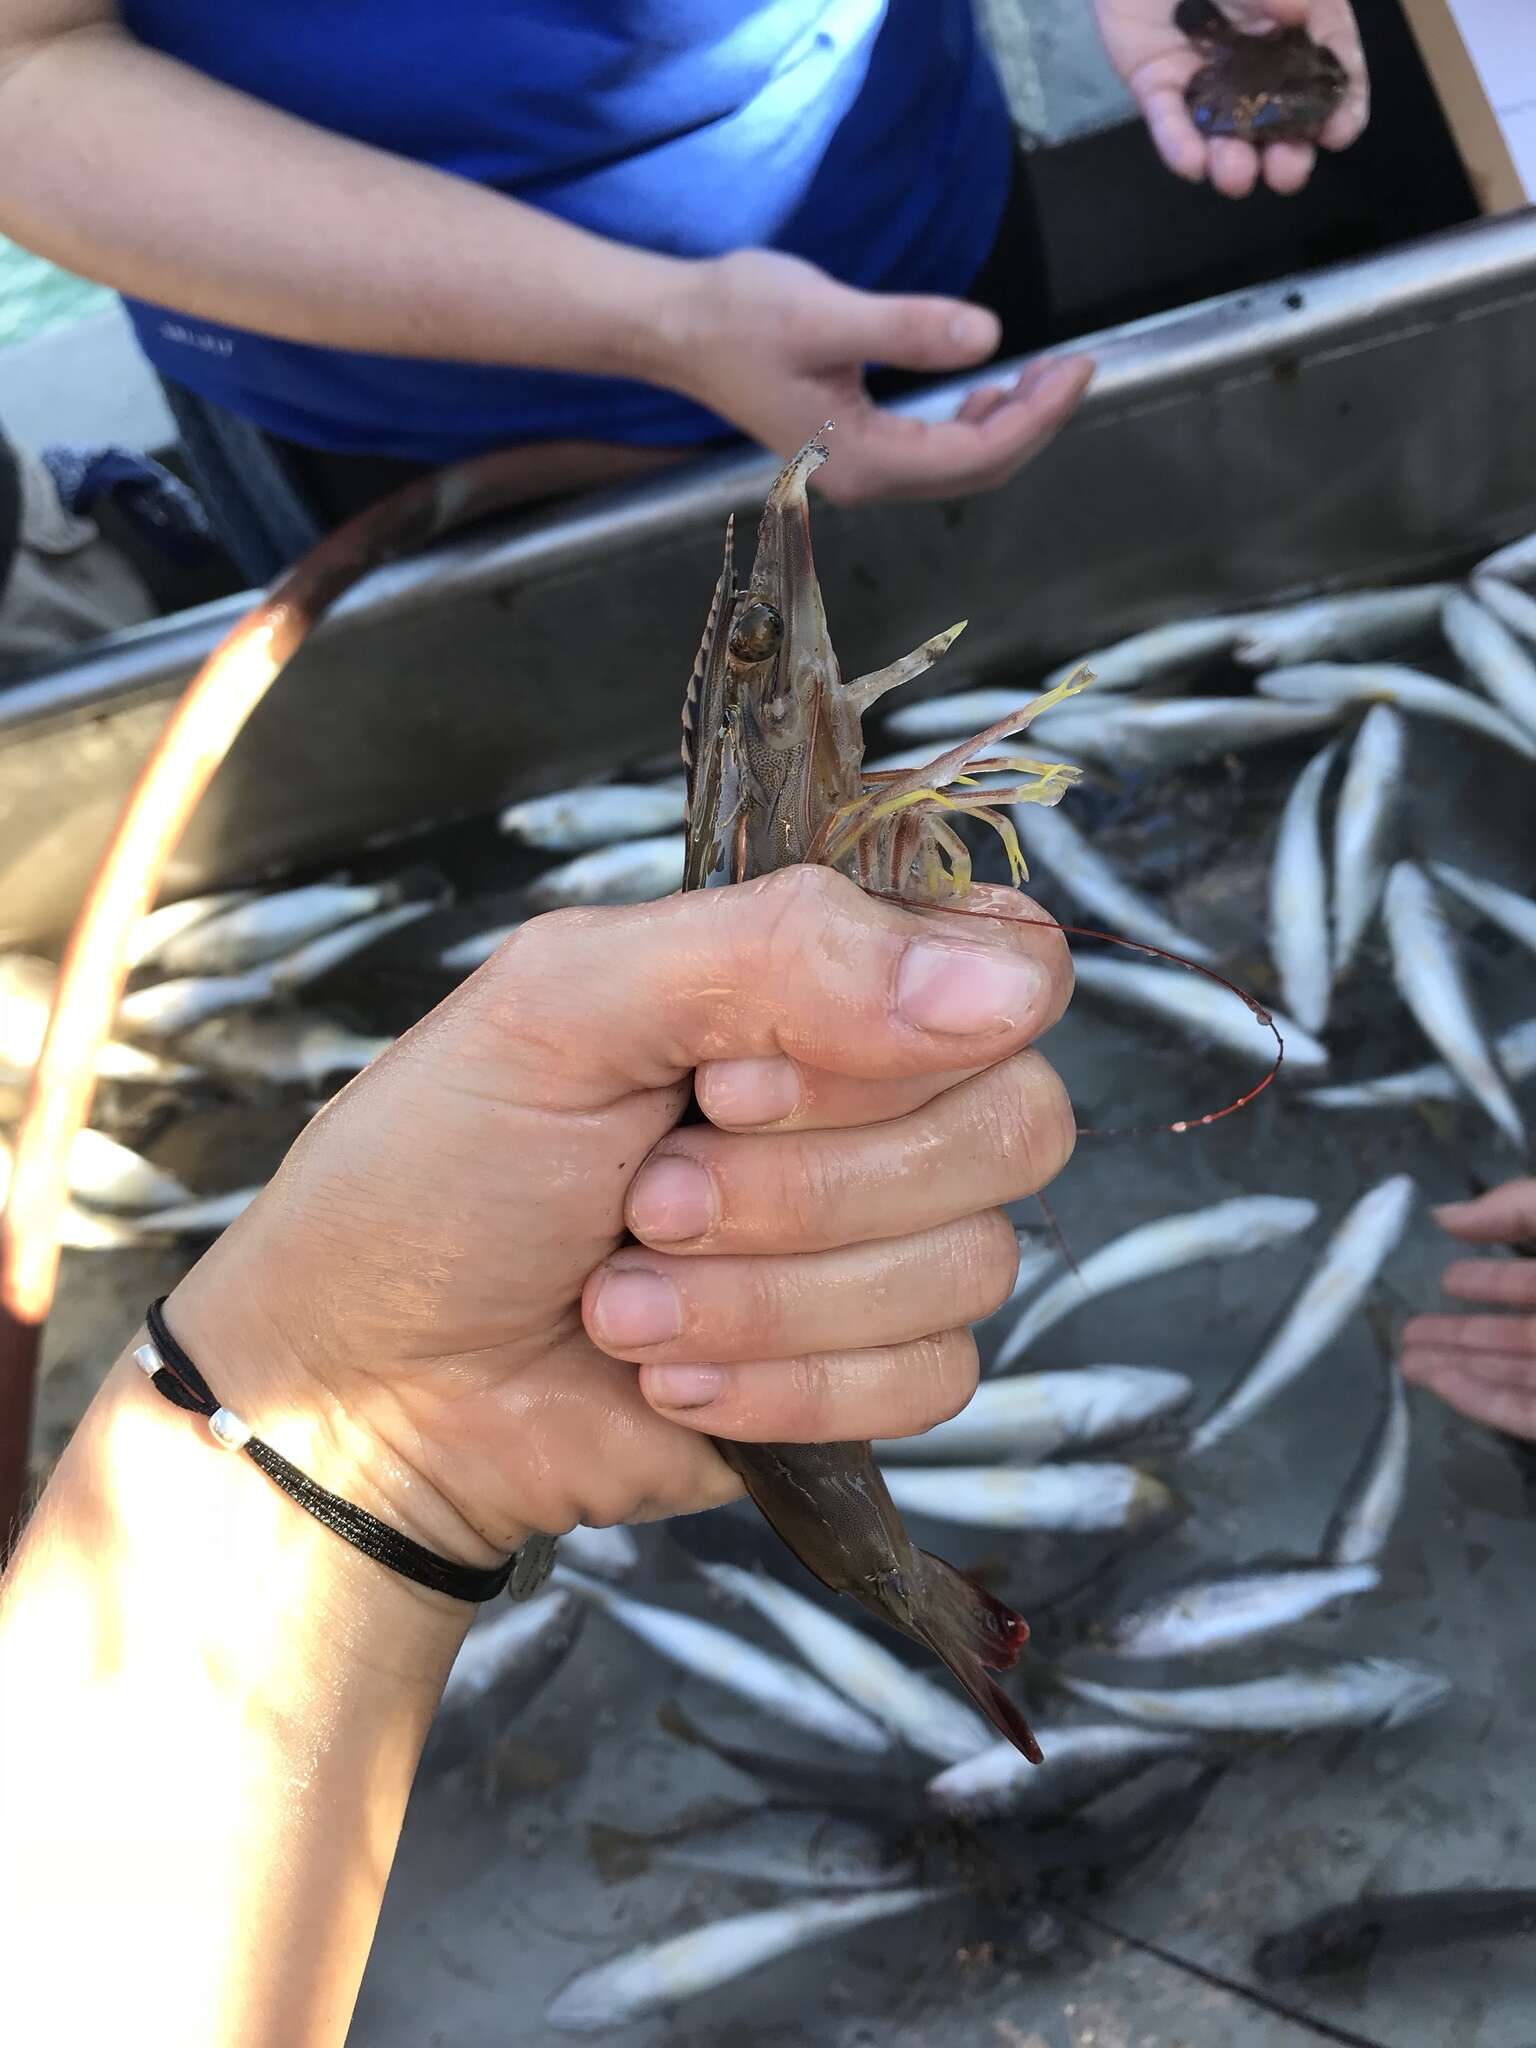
[164,868,1074,1558]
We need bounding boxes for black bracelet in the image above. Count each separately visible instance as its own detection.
[136,1298,545,1604]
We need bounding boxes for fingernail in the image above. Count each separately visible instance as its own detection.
[897,941,1045,1036]
[949,306,998,354]
[628,1155,715,1242]
[643,1362,723,1409]
[698,1056,801,1127]
[1433,1201,1472,1219]
[590,1269,681,1347]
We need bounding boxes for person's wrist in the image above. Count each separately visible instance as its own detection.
[620,248,724,402]
[162,1233,524,1588]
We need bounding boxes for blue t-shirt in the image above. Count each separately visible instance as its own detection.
[119,2,1012,460]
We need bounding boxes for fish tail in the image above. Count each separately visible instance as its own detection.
[908,1549,1043,1765]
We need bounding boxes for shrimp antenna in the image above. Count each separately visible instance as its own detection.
[865,894,1285,1138]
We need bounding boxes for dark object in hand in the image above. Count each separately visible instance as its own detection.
[1174,0,1347,144]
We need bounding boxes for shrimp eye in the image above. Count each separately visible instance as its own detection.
[729,601,783,664]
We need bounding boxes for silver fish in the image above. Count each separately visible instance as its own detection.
[881,1462,1179,1534]
[1037,613,1260,695]
[1473,526,1536,587]
[1441,590,1536,738]
[880,645,1160,745]
[927,1723,1206,1822]
[1299,1016,1536,1109]
[1431,859,1536,961]
[70,1133,194,1214]
[439,923,523,972]
[439,1586,583,1715]
[552,1568,891,1755]
[499,778,687,850]
[1473,575,1536,647]
[1233,586,1450,669]
[117,968,276,1041]
[93,1037,200,1082]
[265,898,434,991]
[1061,1658,1450,1734]
[595,1810,917,1892]
[1188,1175,1415,1457]
[699,1561,989,1764]
[153,880,404,975]
[424,1587,585,1773]
[1010,802,1217,964]
[1268,740,1338,1035]
[130,1186,263,1238]
[126,889,256,970]
[1332,704,1405,976]
[1382,862,1524,1148]
[52,1204,161,1251]
[1257,663,1536,762]
[558,1523,640,1577]
[523,834,685,909]
[175,1013,393,1088]
[1,954,195,1085]
[875,1367,1193,1465]
[0,1128,192,1215]
[1100,1563,1378,1660]
[1324,1369,1411,1568]
[1027,696,1341,773]
[1070,953,1329,1075]
[122,904,423,1041]
[545,1887,944,2033]
[993,1195,1318,1372]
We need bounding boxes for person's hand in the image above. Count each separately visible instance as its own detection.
[166,869,1074,1566]
[662,247,1093,505]
[1401,1180,1536,1438]
[1094,0,1369,198]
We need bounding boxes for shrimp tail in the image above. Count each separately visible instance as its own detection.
[715,1440,1044,1767]
[907,1548,1043,1765]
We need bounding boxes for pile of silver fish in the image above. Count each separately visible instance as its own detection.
[0,879,420,1240]
[883,545,1536,1150]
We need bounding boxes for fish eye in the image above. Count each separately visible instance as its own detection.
[729,601,784,664]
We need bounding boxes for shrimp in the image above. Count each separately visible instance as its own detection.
[680,432,1087,1762]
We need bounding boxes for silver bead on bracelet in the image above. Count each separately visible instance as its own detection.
[208,1406,254,1451]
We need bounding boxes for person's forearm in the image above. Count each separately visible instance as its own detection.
[0,1304,470,2045]
[0,21,695,380]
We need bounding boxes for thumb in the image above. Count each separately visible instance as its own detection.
[811,278,1001,375]
[457,866,1068,1113]
[1434,1179,1536,1245]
